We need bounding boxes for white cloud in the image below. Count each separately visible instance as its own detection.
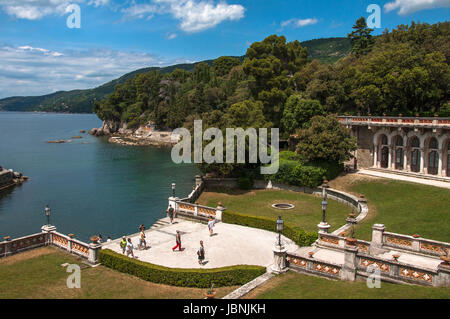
[166,0,245,32]
[281,18,318,28]
[384,0,450,15]
[0,0,107,20]
[167,33,178,39]
[121,3,159,20]
[123,0,245,33]
[0,45,192,98]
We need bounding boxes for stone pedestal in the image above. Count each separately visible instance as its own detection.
[41,225,57,245]
[215,203,225,221]
[88,243,102,264]
[317,222,330,234]
[369,224,386,255]
[168,196,179,215]
[435,263,450,287]
[195,175,203,187]
[341,245,357,281]
[271,245,288,274]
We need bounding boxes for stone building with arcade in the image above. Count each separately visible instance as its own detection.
[338,116,450,179]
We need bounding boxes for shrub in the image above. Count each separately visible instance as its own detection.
[222,211,317,247]
[98,249,265,288]
[237,176,254,190]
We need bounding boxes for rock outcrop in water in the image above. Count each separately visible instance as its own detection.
[90,120,180,147]
[0,165,28,191]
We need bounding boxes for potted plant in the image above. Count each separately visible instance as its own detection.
[205,283,216,299]
[345,225,357,246]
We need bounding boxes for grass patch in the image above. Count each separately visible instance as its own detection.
[244,271,450,299]
[198,188,350,233]
[0,247,237,299]
[348,180,450,242]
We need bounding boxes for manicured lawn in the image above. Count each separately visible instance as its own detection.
[244,271,450,299]
[0,247,237,299]
[347,180,450,242]
[197,188,350,233]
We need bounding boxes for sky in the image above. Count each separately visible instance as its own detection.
[0,0,449,98]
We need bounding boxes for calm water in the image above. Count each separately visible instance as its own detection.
[0,112,198,242]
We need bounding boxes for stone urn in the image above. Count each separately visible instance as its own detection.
[205,291,216,299]
[308,251,315,258]
[346,237,357,246]
[392,254,400,262]
[90,236,100,244]
[68,234,74,239]
[412,234,420,238]
[440,256,450,266]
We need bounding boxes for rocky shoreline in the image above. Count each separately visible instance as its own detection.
[89,121,179,147]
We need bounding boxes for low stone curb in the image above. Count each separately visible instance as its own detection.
[222,271,275,299]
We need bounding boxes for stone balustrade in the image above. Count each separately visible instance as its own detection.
[0,226,100,264]
[338,116,450,129]
[286,253,342,280]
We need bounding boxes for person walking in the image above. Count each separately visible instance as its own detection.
[126,238,135,258]
[197,240,205,265]
[120,236,127,254]
[167,205,175,224]
[207,216,215,237]
[139,226,147,250]
[172,230,181,251]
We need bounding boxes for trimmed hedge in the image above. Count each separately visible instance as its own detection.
[222,211,317,247]
[98,249,266,288]
[237,176,254,190]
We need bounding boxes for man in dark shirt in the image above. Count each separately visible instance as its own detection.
[167,204,175,224]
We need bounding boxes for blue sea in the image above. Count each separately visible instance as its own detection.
[0,112,198,242]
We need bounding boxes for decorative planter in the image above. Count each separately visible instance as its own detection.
[392,254,400,262]
[90,236,100,244]
[412,234,420,238]
[4,236,10,241]
[346,237,357,246]
[68,234,74,239]
[308,251,315,258]
[440,256,450,265]
[205,291,216,299]
[349,213,356,219]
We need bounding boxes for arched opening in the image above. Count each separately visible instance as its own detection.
[428,137,439,175]
[410,136,420,173]
[379,134,388,168]
[394,136,404,170]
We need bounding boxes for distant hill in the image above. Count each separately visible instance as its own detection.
[0,37,351,113]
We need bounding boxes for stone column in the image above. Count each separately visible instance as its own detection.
[438,150,443,176]
[388,147,393,169]
[41,225,57,246]
[271,244,288,274]
[369,224,386,255]
[168,196,179,213]
[88,243,102,264]
[340,245,357,281]
[420,148,425,173]
[215,202,225,221]
[3,236,11,257]
[373,144,378,167]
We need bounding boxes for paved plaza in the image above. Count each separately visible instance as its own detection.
[102,218,299,269]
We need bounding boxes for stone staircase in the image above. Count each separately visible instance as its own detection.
[364,167,450,183]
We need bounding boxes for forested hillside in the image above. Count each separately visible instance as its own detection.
[0,38,350,113]
[94,21,450,135]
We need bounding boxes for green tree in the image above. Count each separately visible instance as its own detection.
[214,56,241,77]
[295,115,357,163]
[281,95,324,135]
[347,17,375,57]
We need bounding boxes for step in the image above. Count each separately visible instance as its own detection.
[365,167,450,183]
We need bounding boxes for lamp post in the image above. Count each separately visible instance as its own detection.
[44,205,51,226]
[318,180,331,234]
[171,183,176,197]
[272,215,288,274]
[276,215,284,247]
